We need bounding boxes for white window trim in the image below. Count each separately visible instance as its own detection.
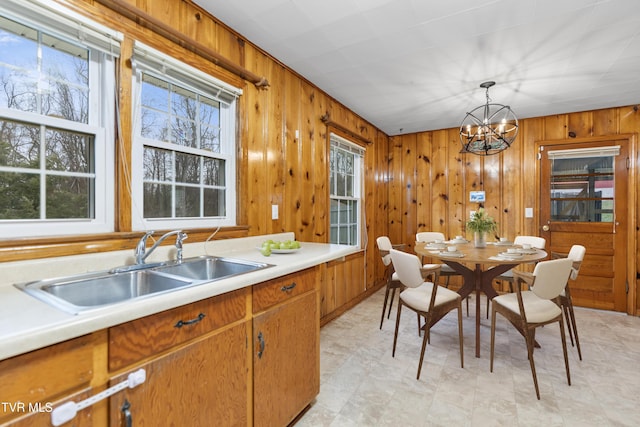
[329,133,364,247]
[130,42,241,231]
[0,0,118,238]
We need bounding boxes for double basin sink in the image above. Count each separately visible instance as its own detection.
[15,256,273,314]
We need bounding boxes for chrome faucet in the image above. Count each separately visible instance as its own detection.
[135,230,188,265]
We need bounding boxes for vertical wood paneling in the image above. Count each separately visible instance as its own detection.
[266,62,285,235]
[447,130,464,237]
[543,115,568,140]
[593,109,619,136]
[403,134,418,247]
[415,132,432,233]
[284,70,301,236]
[244,46,269,236]
[500,136,519,239]
[461,138,482,237]
[388,137,404,244]
[430,131,448,234]
[521,118,544,237]
[567,111,593,138]
[299,81,317,242]
[315,91,332,243]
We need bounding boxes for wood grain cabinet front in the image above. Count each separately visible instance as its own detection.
[108,288,247,371]
[107,288,251,427]
[252,267,320,427]
[0,333,101,426]
[108,321,249,427]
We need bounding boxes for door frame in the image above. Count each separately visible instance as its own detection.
[535,134,637,315]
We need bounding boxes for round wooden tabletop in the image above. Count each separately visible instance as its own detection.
[414,241,547,265]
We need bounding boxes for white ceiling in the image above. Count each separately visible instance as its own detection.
[194,0,640,136]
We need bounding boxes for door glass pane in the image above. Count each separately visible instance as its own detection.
[550,154,614,222]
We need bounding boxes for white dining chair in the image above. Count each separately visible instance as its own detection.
[490,257,573,400]
[376,236,405,329]
[390,249,464,380]
[415,232,462,289]
[551,244,586,360]
[489,235,547,317]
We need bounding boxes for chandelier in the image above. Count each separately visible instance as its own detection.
[459,81,518,155]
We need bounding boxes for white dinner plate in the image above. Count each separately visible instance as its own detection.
[499,252,523,258]
[516,248,538,254]
[439,251,464,258]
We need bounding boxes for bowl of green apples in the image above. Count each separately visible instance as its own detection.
[258,239,301,256]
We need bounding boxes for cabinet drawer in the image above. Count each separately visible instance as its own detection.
[109,287,248,371]
[253,267,317,313]
[0,334,96,424]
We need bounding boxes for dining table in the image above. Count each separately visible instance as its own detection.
[414,240,548,358]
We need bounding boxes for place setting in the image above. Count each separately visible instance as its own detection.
[437,245,465,258]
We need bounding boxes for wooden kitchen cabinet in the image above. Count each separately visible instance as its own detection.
[0,333,102,426]
[2,266,322,427]
[108,288,250,427]
[252,267,319,427]
[108,322,249,427]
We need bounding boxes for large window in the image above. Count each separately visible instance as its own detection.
[329,134,364,246]
[0,1,118,237]
[131,43,240,231]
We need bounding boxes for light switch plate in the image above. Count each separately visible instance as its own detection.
[525,207,533,218]
[271,204,279,220]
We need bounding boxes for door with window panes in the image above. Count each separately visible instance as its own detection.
[539,138,629,312]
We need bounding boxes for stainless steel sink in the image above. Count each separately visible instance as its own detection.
[15,256,272,314]
[16,270,194,314]
[153,256,272,281]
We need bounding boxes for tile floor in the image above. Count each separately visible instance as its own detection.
[297,289,640,427]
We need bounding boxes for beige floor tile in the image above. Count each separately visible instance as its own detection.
[298,289,640,426]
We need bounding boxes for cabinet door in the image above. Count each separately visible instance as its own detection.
[253,291,319,427]
[110,322,249,427]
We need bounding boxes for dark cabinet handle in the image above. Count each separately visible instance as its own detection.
[280,282,297,292]
[257,332,265,359]
[121,399,132,427]
[174,312,206,328]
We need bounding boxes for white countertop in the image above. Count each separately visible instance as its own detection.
[0,233,358,361]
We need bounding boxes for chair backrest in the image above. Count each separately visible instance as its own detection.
[531,258,573,300]
[376,236,393,266]
[514,235,546,249]
[390,249,425,289]
[567,244,586,280]
[416,231,445,243]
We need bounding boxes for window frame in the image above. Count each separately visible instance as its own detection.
[0,0,118,238]
[130,42,242,231]
[329,133,364,247]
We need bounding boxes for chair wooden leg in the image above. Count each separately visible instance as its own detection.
[559,316,572,386]
[568,305,582,361]
[457,302,464,368]
[489,306,496,372]
[416,316,429,380]
[525,328,541,400]
[563,304,575,346]
[387,287,397,319]
[466,296,469,317]
[379,283,392,329]
[392,301,403,357]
